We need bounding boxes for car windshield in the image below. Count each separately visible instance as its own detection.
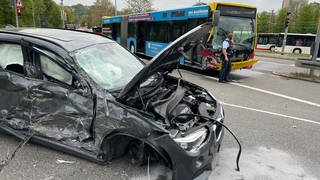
[74,43,144,91]
[212,16,255,50]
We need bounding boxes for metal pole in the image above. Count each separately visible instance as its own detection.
[14,0,19,28]
[281,0,291,55]
[281,26,289,55]
[115,0,117,16]
[61,0,65,28]
[31,0,35,27]
[310,19,320,77]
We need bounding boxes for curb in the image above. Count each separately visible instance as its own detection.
[272,71,320,83]
[256,54,299,61]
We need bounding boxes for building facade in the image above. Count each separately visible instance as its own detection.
[282,0,308,11]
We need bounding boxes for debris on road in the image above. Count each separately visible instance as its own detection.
[0,131,33,172]
[43,176,54,180]
[56,159,76,164]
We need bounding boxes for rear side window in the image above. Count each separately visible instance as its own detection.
[40,55,72,85]
[0,43,24,74]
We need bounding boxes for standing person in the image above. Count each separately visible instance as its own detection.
[219,32,234,83]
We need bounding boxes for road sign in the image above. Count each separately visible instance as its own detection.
[16,0,23,9]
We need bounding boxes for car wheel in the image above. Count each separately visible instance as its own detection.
[129,140,147,165]
[130,43,135,54]
[293,49,301,54]
[269,46,275,52]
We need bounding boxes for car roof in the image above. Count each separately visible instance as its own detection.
[0,28,114,52]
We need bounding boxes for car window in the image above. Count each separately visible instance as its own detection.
[0,43,24,74]
[40,55,72,85]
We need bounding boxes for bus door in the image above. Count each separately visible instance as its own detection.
[112,23,121,43]
[136,21,146,53]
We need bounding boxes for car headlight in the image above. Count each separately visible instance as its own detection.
[173,128,208,153]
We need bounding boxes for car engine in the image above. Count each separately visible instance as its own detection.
[124,74,217,132]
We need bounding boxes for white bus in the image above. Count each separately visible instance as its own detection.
[256,33,279,51]
[275,33,316,54]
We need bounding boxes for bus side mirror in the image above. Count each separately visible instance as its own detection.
[213,10,220,27]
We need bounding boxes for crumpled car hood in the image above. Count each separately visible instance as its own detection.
[118,22,212,100]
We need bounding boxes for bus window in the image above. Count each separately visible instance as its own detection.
[187,18,207,31]
[112,23,121,41]
[169,20,187,42]
[258,36,267,45]
[102,24,112,37]
[128,22,135,38]
[147,21,168,43]
[304,36,315,47]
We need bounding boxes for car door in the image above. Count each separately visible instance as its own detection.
[24,45,94,142]
[0,41,32,129]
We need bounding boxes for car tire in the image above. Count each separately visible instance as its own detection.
[129,140,147,165]
[293,48,301,54]
[130,43,135,54]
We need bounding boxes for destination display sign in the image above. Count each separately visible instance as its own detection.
[129,13,155,22]
[217,5,256,18]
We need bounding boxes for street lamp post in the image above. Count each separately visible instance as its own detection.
[115,0,117,16]
[31,0,35,27]
[14,0,19,28]
[61,0,65,28]
[310,18,320,78]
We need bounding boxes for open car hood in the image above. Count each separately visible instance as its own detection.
[118,23,212,100]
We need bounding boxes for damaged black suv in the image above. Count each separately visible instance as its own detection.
[0,24,224,180]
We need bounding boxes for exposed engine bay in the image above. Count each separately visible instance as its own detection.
[123,73,217,132]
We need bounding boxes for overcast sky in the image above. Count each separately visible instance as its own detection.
[54,0,320,12]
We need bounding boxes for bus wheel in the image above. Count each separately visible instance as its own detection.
[293,48,301,54]
[269,46,275,52]
[130,43,135,53]
[201,57,208,70]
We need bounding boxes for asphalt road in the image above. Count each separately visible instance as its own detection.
[0,56,319,180]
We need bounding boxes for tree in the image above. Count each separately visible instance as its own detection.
[72,4,89,25]
[118,8,134,15]
[257,11,271,33]
[43,0,62,28]
[88,0,115,27]
[0,0,15,27]
[64,7,75,24]
[0,0,62,28]
[124,0,153,13]
[274,8,287,33]
[296,4,317,34]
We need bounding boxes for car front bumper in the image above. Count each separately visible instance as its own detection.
[153,122,224,180]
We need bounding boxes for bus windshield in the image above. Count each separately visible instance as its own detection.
[212,16,255,50]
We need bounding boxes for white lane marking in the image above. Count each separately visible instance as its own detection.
[259,60,294,66]
[221,102,320,126]
[205,76,320,108]
[229,82,320,108]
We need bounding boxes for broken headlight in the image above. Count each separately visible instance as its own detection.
[173,128,208,153]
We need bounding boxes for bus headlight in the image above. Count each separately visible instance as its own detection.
[173,128,208,153]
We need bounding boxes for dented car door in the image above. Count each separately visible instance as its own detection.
[23,45,94,142]
[0,42,32,126]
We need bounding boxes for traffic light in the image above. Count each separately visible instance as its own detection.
[17,9,22,16]
[16,0,23,17]
[285,12,291,27]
